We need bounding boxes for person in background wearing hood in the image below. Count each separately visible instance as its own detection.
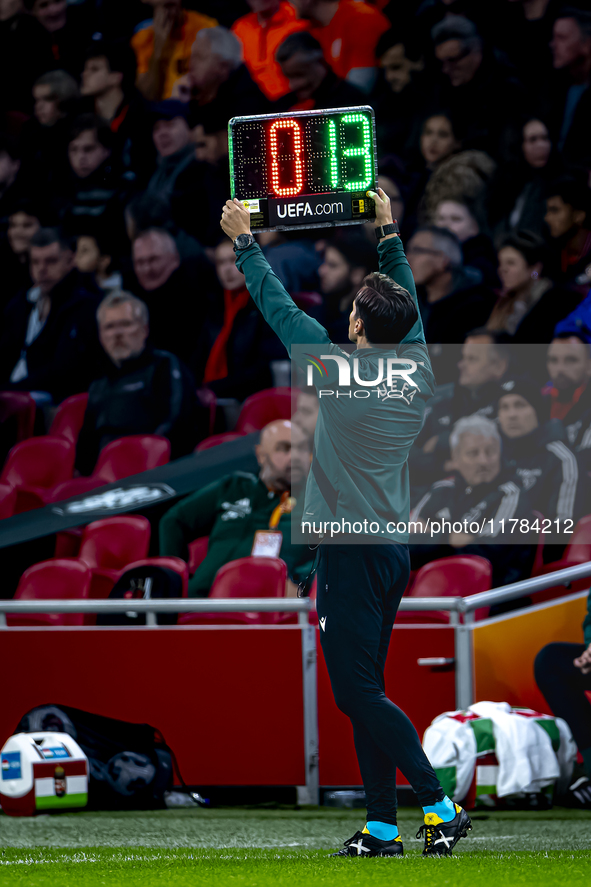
[497,376,580,523]
[75,289,200,475]
[406,225,497,344]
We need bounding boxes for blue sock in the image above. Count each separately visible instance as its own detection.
[365,821,399,841]
[422,795,456,822]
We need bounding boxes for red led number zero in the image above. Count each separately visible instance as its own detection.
[269,118,304,197]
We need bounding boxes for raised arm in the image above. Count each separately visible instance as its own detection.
[220,199,332,357]
[368,187,425,345]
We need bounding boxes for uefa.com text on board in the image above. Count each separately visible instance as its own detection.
[229,105,378,232]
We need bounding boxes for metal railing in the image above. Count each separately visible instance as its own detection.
[1,561,590,804]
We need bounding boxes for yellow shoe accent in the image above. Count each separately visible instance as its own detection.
[362,825,402,842]
[454,804,462,814]
[424,812,445,826]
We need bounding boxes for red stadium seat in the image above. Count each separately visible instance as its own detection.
[196,432,246,451]
[54,527,84,558]
[49,435,171,503]
[178,556,287,625]
[0,437,75,513]
[188,535,209,574]
[235,388,293,434]
[530,515,591,604]
[7,559,91,627]
[78,516,151,599]
[0,391,36,443]
[396,555,493,624]
[93,435,171,482]
[50,393,88,445]
[0,484,17,520]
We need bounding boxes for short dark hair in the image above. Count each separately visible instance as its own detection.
[431,14,483,53]
[68,113,113,151]
[376,27,422,63]
[464,328,512,357]
[546,176,591,221]
[276,32,325,65]
[30,227,73,252]
[354,272,418,345]
[329,230,376,271]
[499,230,545,267]
[9,197,46,224]
[85,39,138,94]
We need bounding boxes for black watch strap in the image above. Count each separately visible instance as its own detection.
[375,221,400,241]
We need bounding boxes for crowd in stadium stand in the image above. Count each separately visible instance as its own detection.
[2,0,591,597]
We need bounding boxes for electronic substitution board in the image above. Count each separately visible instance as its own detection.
[229,105,378,232]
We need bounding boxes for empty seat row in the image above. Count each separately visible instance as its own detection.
[0,434,171,517]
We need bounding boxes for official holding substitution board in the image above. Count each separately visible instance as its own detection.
[220,189,472,857]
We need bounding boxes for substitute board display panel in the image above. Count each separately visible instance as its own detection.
[229,106,378,232]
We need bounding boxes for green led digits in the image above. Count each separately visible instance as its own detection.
[340,113,372,191]
[328,119,339,188]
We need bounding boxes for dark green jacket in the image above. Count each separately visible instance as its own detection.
[235,237,435,543]
[159,471,312,597]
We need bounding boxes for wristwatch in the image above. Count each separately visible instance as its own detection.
[375,221,400,241]
[233,233,256,251]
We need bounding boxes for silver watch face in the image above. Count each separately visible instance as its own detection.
[235,234,253,249]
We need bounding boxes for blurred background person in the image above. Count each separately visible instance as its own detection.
[76,289,200,474]
[0,198,43,310]
[159,420,313,597]
[488,230,579,342]
[132,0,217,101]
[276,31,365,110]
[433,196,498,288]
[232,0,307,101]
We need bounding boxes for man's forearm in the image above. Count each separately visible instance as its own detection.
[235,242,330,354]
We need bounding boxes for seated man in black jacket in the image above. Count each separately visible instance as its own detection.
[75,290,200,475]
[497,376,580,524]
[0,227,101,402]
[409,414,535,587]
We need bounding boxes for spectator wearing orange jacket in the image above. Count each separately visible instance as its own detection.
[291,0,390,93]
[132,0,217,101]
[232,0,308,101]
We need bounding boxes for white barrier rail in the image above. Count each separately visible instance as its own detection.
[2,561,590,802]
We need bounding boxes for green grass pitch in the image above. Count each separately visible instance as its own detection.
[1,807,591,886]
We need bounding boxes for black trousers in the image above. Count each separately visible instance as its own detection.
[316,541,443,824]
[534,642,591,753]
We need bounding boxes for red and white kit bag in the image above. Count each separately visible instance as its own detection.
[1,732,88,816]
